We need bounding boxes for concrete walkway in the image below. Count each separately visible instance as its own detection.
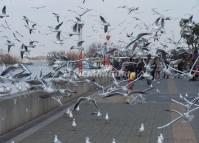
[5,79,199,143]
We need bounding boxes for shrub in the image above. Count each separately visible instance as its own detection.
[0,54,19,64]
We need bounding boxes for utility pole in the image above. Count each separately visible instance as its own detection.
[104,34,111,66]
[78,18,84,77]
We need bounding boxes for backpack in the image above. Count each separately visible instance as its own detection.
[130,72,136,80]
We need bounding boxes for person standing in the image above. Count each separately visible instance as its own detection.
[155,58,161,80]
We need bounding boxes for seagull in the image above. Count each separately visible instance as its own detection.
[5,40,15,53]
[69,111,73,118]
[157,106,199,129]
[49,21,63,32]
[51,96,63,105]
[166,56,199,80]
[85,137,91,143]
[105,112,109,121]
[138,123,144,136]
[112,138,117,143]
[100,16,111,33]
[0,64,21,76]
[13,32,21,42]
[22,16,31,25]
[28,41,38,48]
[170,95,199,111]
[55,31,64,45]
[66,108,71,115]
[77,41,85,47]
[31,5,46,10]
[25,23,37,34]
[156,89,160,95]
[75,105,80,111]
[73,97,99,112]
[126,33,152,48]
[0,6,9,18]
[0,86,12,94]
[128,7,139,14]
[159,133,164,142]
[54,135,62,143]
[157,136,163,143]
[72,118,77,128]
[52,13,60,23]
[97,110,102,117]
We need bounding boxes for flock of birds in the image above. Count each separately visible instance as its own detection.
[0,0,199,143]
[2,53,199,143]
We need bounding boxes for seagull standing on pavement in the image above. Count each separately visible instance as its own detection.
[69,111,73,119]
[159,133,164,142]
[73,97,99,112]
[54,135,62,143]
[66,108,70,115]
[105,112,109,121]
[138,123,144,136]
[85,137,91,143]
[112,138,117,143]
[72,118,77,129]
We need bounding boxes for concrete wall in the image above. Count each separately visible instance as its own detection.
[0,77,111,135]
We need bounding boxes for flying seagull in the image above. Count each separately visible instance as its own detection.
[100,16,111,33]
[0,6,9,18]
[5,40,15,53]
[52,13,60,23]
[31,5,46,10]
[49,21,63,32]
[25,23,37,34]
[73,97,99,112]
[126,33,152,48]
[55,31,64,45]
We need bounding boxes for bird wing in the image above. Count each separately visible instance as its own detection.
[55,22,63,30]
[161,18,165,28]
[8,45,12,53]
[103,91,128,98]
[190,56,199,72]
[126,74,143,87]
[157,116,183,129]
[56,31,61,41]
[32,24,37,28]
[73,23,78,32]
[73,97,86,110]
[155,17,161,26]
[171,98,187,107]
[164,109,183,116]
[2,6,6,15]
[104,25,108,33]
[126,33,151,48]
[77,41,84,47]
[100,16,107,23]
[90,99,99,110]
[188,106,199,113]
[13,32,21,42]
[80,9,92,17]
[20,51,25,59]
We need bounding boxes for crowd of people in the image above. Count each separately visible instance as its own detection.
[112,54,199,82]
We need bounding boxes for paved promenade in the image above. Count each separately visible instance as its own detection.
[5,79,199,143]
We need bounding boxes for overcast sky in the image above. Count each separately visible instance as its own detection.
[0,0,199,57]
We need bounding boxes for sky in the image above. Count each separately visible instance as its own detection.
[0,0,199,57]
